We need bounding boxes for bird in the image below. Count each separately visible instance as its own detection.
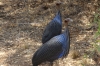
[32,18,73,66]
[42,2,62,44]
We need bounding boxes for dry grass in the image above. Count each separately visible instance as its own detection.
[0,0,100,66]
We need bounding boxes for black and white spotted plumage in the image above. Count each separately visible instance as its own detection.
[32,27,70,66]
[42,10,62,44]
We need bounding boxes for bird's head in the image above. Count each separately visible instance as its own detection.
[64,18,73,26]
[56,2,62,6]
[56,2,62,10]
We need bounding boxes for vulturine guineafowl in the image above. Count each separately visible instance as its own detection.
[32,18,73,66]
[42,2,62,44]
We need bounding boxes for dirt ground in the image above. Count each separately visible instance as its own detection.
[0,0,100,66]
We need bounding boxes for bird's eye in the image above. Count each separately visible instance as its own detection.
[65,20,68,23]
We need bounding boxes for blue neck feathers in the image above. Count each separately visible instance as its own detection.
[53,11,62,24]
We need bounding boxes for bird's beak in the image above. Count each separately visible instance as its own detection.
[70,19,73,22]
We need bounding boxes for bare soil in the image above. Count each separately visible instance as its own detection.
[0,0,100,66]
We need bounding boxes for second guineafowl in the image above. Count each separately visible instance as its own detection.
[32,18,73,66]
[42,2,62,44]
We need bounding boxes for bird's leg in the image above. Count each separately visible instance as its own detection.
[55,60,59,66]
[49,62,53,66]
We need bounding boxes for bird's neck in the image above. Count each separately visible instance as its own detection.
[64,26,69,36]
[57,10,61,15]
[56,6,60,11]
[54,10,62,24]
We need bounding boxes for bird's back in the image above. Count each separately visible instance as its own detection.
[42,11,62,44]
[32,29,70,65]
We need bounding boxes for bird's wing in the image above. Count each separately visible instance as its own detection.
[42,21,56,36]
[42,22,61,43]
[33,39,63,63]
